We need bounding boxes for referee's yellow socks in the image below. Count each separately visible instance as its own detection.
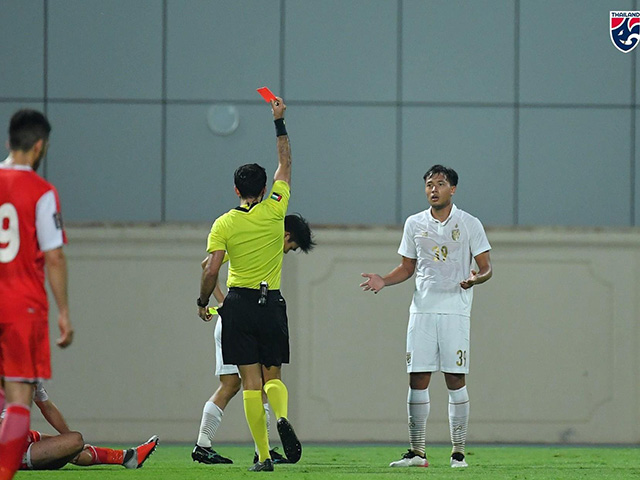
[264,379,288,419]
[243,390,270,462]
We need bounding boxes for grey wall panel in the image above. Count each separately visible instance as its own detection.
[286,0,397,102]
[47,0,163,99]
[165,104,276,222]
[403,0,515,103]
[401,106,515,226]
[0,0,44,98]
[45,104,163,222]
[636,108,640,228]
[0,102,46,134]
[166,0,280,101]
[3,1,637,228]
[289,106,397,225]
[520,0,634,105]
[519,108,631,226]
[167,104,397,225]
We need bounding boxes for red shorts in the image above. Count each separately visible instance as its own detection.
[20,430,42,470]
[0,319,51,381]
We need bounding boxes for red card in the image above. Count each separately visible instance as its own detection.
[256,86,277,102]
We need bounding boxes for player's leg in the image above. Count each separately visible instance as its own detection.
[74,435,158,469]
[390,313,435,468]
[262,365,299,464]
[262,367,286,419]
[0,319,50,480]
[239,363,272,471]
[439,314,470,468]
[221,289,273,471]
[192,374,240,464]
[28,432,84,470]
[261,296,301,465]
[193,314,240,464]
[211,316,242,411]
[251,396,287,464]
[0,381,34,479]
[261,391,271,442]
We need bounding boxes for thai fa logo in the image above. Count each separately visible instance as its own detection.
[610,12,640,53]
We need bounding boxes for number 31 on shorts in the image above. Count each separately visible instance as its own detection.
[456,349,467,367]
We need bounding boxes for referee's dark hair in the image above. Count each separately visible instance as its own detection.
[9,109,51,151]
[285,213,316,253]
[423,164,458,187]
[234,163,267,198]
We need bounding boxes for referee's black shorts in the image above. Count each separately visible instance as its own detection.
[219,287,290,368]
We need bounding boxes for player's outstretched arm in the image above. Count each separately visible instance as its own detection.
[360,257,416,294]
[271,97,291,186]
[35,398,72,434]
[460,250,492,290]
[44,247,74,348]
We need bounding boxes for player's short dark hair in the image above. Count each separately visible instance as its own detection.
[285,213,316,253]
[423,164,458,187]
[9,109,51,151]
[234,163,267,198]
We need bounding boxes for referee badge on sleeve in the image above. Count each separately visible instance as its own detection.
[270,192,283,202]
[406,352,412,366]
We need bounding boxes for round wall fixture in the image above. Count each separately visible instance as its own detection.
[207,104,239,136]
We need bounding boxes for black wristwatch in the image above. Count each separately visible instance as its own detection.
[196,297,208,308]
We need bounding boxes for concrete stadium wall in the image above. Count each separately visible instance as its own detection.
[33,225,640,445]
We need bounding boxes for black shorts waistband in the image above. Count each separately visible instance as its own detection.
[228,287,281,294]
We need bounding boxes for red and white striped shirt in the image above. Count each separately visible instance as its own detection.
[0,157,66,321]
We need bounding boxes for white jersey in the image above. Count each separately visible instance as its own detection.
[398,204,491,316]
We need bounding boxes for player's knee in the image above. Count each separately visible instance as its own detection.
[69,431,85,453]
[221,381,241,399]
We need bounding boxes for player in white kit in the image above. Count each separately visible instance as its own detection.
[361,165,492,468]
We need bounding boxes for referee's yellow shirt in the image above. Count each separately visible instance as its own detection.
[207,180,290,290]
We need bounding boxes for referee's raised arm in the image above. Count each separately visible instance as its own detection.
[271,97,290,186]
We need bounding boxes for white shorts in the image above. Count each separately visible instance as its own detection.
[406,313,470,374]
[214,316,239,376]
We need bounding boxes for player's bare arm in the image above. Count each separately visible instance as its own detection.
[460,250,492,290]
[43,247,73,348]
[271,97,291,186]
[198,250,226,321]
[360,256,417,294]
[35,398,71,434]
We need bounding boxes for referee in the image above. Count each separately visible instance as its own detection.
[197,97,300,472]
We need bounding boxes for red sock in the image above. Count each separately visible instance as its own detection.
[86,445,124,465]
[0,389,5,414]
[0,404,30,480]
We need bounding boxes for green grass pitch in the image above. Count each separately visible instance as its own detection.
[18,444,640,480]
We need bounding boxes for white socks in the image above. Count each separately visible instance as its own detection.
[407,388,430,456]
[264,403,271,437]
[197,401,223,448]
[197,401,272,451]
[448,386,469,455]
[255,403,271,453]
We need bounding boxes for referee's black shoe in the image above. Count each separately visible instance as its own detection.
[276,417,302,464]
[253,447,290,464]
[191,444,233,464]
[248,458,274,472]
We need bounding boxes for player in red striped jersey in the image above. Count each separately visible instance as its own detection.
[0,110,74,480]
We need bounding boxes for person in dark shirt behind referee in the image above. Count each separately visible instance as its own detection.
[197,96,300,472]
